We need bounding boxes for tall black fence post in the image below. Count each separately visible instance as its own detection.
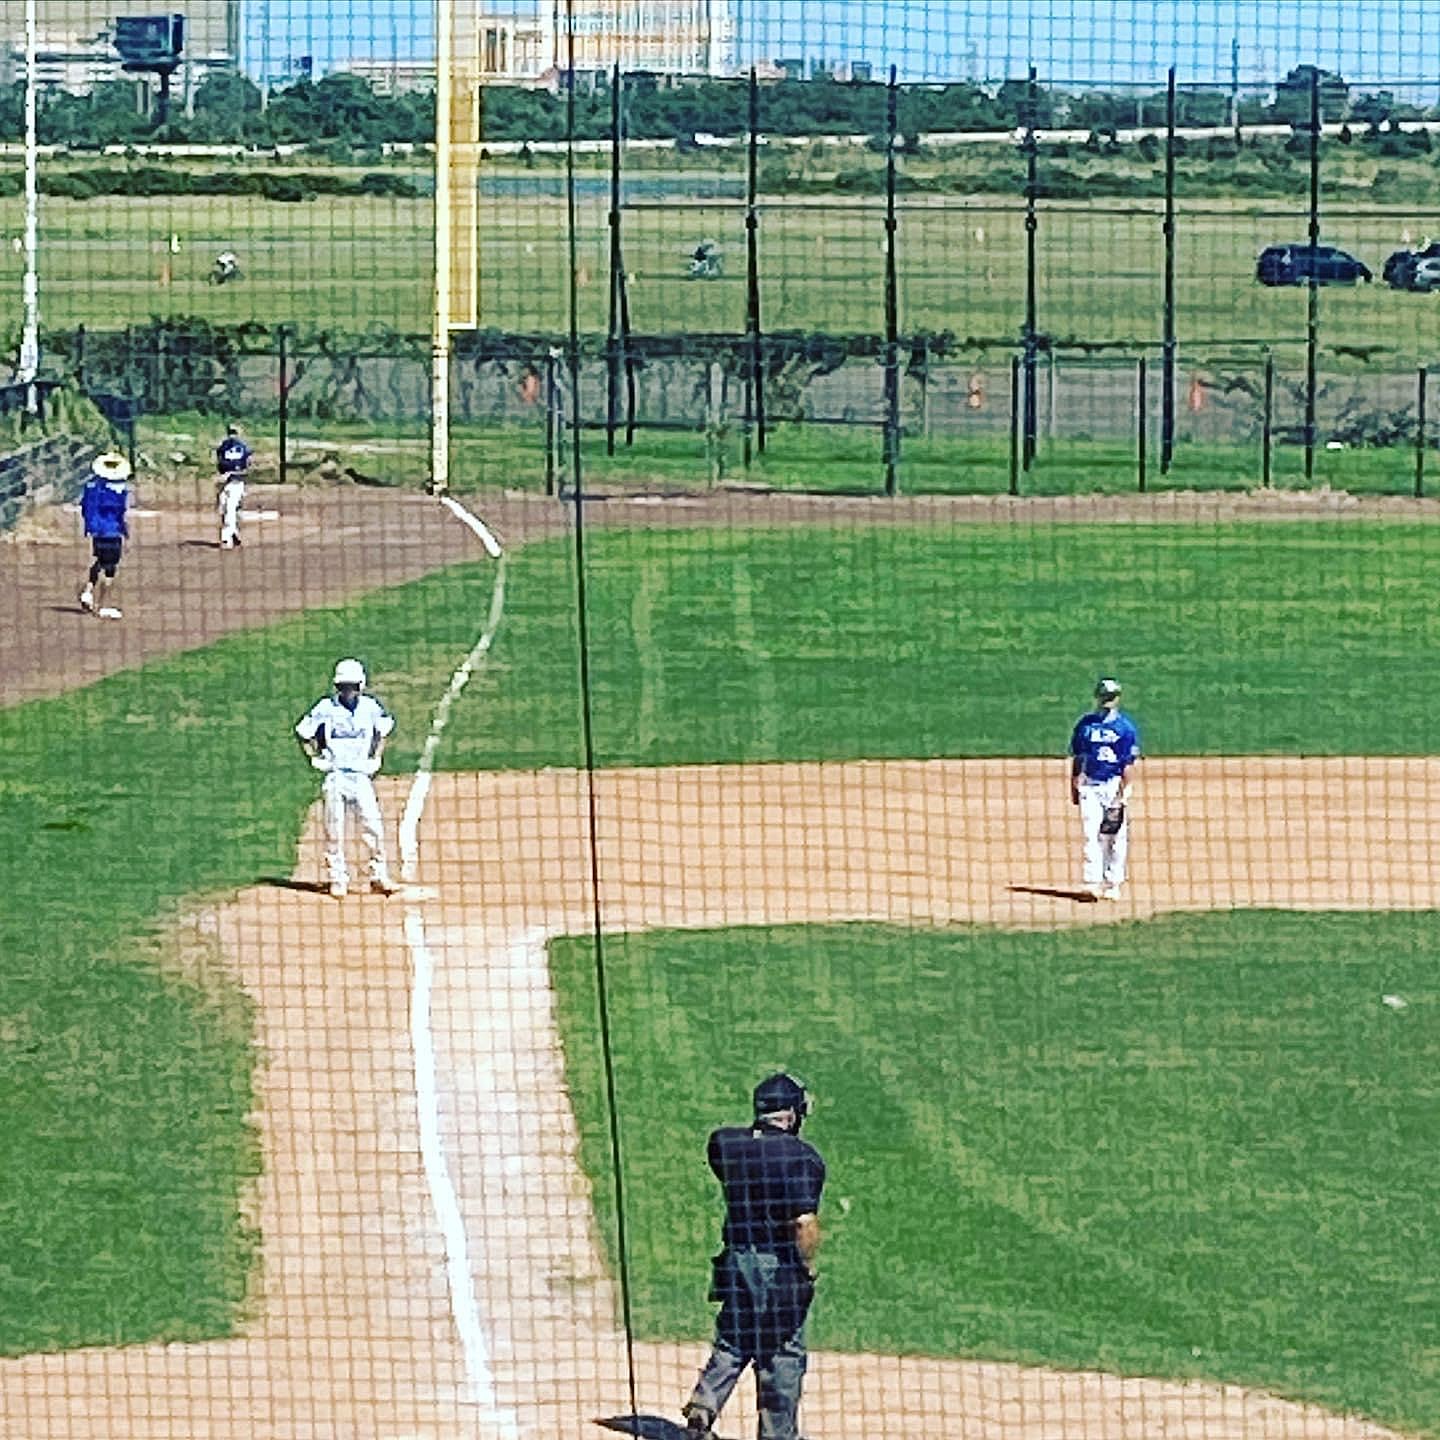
[544,348,559,495]
[605,64,624,457]
[1022,66,1040,472]
[1262,351,1275,488]
[278,324,290,487]
[882,66,901,496]
[75,324,86,388]
[1416,365,1428,498]
[745,67,766,463]
[1009,354,1021,496]
[1303,67,1321,484]
[1160,67,1177,474]
[1137,356,1148,492]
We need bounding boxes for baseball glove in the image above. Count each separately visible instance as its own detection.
[1099,804,1126,836]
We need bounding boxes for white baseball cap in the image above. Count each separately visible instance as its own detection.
[332,658,367,688]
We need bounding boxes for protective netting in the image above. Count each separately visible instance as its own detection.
[1,4,1438,1440]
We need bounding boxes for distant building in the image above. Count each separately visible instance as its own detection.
[775,58,805,82]
[0,0,238,95]
[333,57,439,96]
[471,1,736,84]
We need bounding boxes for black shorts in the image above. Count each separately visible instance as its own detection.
[91,536,123,576]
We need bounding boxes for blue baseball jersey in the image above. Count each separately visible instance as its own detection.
[217,437,252,474]
[80,478,130,539]
[1070,709,1141,782]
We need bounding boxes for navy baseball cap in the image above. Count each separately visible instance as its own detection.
[753,1072,809,1116]
[1095,677,1122,700]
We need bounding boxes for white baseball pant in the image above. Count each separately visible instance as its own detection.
[322,769,392,888]
[218,478,246,547]
[1077,776,1130,890]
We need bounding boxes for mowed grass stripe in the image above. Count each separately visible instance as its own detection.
[439,522,1440,768]
[549,916,1440,1435]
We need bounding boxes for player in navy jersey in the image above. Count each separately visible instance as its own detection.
[216,424,253,549]
[1069,677,1141,900]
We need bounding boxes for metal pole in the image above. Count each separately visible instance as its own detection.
[544,349,558,495]
[1304,67,1320,484]
[882,65,901,496]
[1022,65,1039,471]
[746,67,766,457]
[1416,365,1428,498]
[1161,66,1177,474]
[1137,356,1148,492]
[1262,351,1274,488]
[1009,354,1021,496]
[605,64,622,456]
[20,0,40,414]
[565,8,585,503]
[431,0,453,494]
[75,324,85,388]
[278,325,290,487]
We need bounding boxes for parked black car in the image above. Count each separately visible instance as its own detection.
[1383,240,1440,289]
[1256,244,1373,286]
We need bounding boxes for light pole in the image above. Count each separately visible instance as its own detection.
[20,0,40,413]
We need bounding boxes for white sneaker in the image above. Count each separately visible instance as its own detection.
[97,606,123,620]
[79,587,94,612]
[1101,884,1123,902]
[329,881,349,899]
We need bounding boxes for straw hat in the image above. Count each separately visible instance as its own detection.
[92,451,132,482]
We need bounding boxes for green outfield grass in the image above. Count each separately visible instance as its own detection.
[548,917,1440,1435]
[5,516,1440,1410]
[4,184,1440,359]
[435,523,1440,768]
[139,410,1433,499]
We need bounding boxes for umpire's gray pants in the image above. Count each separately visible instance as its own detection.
[688,1249,809,1440]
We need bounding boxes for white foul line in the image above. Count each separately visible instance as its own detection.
[398,496,516,1426]
[439,492,504,559]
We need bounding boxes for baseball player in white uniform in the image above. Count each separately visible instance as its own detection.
[295,659,400,898]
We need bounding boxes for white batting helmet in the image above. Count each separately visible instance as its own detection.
[332,658,367,689]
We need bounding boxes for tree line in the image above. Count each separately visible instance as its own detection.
[0,63,1427,153]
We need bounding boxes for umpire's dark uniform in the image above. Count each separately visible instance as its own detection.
[683,1074,826,1440]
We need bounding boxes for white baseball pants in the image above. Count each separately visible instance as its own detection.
[322,769,392,888]
[1077,777,1129,890]
[218,478,246,546]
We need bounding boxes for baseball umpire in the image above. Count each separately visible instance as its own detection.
[1069,677,1141,900]
[682,1072,826,1440]
[294,659,401,899]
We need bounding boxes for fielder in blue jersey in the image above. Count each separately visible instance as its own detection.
[78,450,133,620]
[1069,677,1141,900]
[216,424,253,549]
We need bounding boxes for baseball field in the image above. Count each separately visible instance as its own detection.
[1,180,1438,355]
[1,483,1439,1439]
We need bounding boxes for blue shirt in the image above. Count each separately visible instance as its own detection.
[80,478,129,539]
[1070,709,1141,783]
[217,437,252,475]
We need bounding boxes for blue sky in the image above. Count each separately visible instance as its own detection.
[243,1,1440,94]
